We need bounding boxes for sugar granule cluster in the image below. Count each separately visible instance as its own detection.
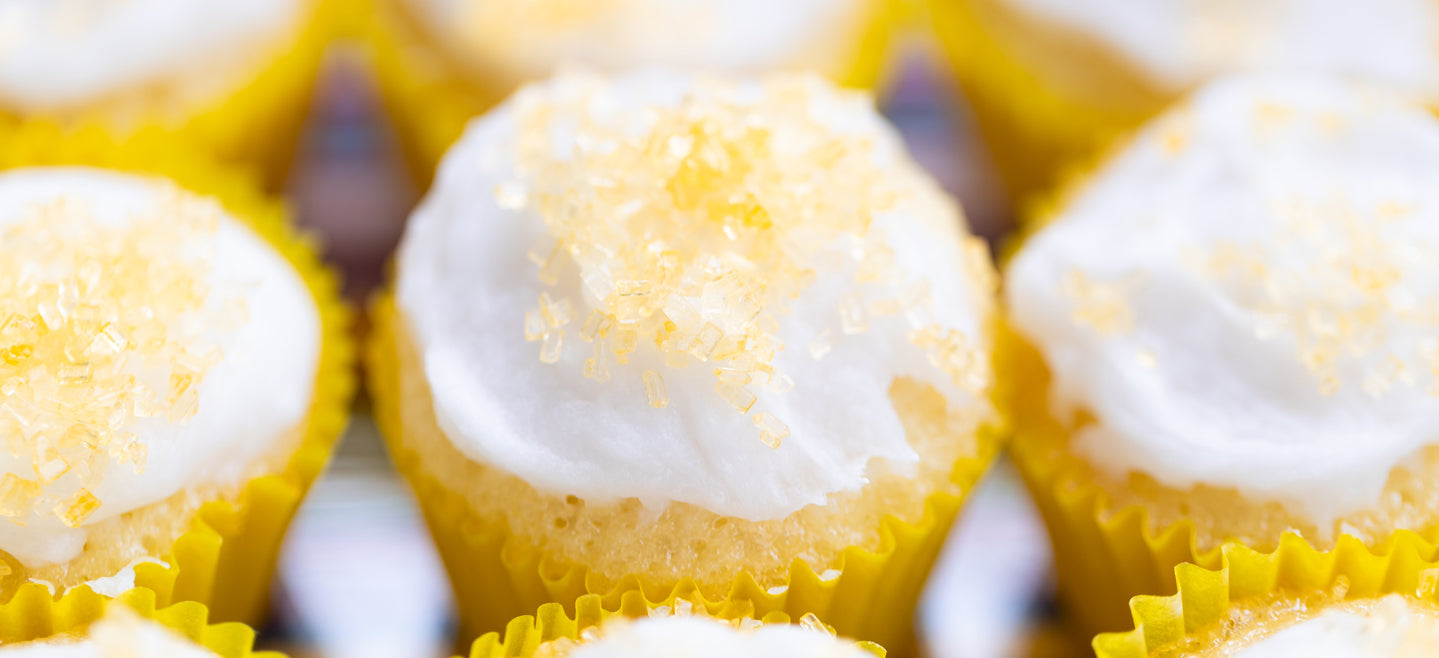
[500,72,993,448]
[0,187,236,528]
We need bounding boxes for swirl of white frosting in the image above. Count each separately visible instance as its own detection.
[400,0,870,87]
[0,168,320,567]
[1006,75,1439,527]
[994,0,1439,100]
[396,70,993,522]
[567,616,872,658]
[0,0,306,112]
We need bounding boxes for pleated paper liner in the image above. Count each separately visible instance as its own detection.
[0,585,282,657]
[925,0,1161,210]
[464,587,885,657]
[0,0,338,190]
[361,0,901,190]
[367,293,1006,657]
[0,123,356,625]
[1092,532,1439,656]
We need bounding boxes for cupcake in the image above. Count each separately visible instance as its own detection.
[1003,74,1439,640]
[0,0,336,188]
[365,0,893,186]
[0,128,353,624]
[0,586,274,657]
[928,0,1439,207]
[369,70,1004,653]
[1094,537,1439,657]
[469,592,883,658]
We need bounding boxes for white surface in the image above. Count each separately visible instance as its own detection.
[0,168,321,568]
[402,0,869,86]
[0,0,305,111]
[1006,75,1439,529]
[1235,596,1434,658]
[396,70,992,522]
[569,615,872,658]
[997,0,1439,99]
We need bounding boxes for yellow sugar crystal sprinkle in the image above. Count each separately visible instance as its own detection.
[753,412,790,449]
[643,369,668,409]
[507,72,991,445]
[55,487,101,528]
[1063,270,1137,336]
[1198,196,1439,396]
[0,188,230,524]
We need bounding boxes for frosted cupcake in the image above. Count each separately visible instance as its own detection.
[369,70,1003,653]
[928,0,1439,206]
[0,587,274,657]
[0,154,351,623]
[1094,539,1439,657]
[1003,74,1439,639]
[469,594,883,658]
[365,0,893,185]
[0,0,335,188]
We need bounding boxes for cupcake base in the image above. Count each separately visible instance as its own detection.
[368,293,1004,656]
[0,124,355,625]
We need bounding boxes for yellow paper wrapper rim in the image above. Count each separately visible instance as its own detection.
[366,291,1007,652]
[1092,531,1439,656]
[361,0,900,188]
[465,588,886,657]
[0,585,284,657]
[0,122,356,624]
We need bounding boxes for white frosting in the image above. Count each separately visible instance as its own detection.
[79,558,166,597]
[567,617,871,658]
[0,0,306,111]
[401,0,869,86]
[996,0,1439,100]
[1005,75,1439,527]
[1235,596,1439,658]
[396,71,991,521]
[0,609,217,657]
[0,168,321,567]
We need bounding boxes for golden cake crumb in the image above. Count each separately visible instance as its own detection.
[0,187,233,526]
[498,73,991,447]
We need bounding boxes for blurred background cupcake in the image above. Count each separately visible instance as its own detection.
[364,0,896,187]
[0,0,336,189]
[1003,73,1439,642]
[0,587,274,657]
[466,591,883,658]
[927,0,1439,210]
[1094,537,1439,657]
[368,69,1004,654]
[0,131,353,625]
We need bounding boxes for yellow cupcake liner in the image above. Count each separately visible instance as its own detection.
[464,588,886,657]
[362,0,900,189]
[0,585,283,657]
[0,123,356,626]
[367,293,1005,656]
[1092,532,1439,656]
[925,0,1158,210]
[0,0,338,190]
